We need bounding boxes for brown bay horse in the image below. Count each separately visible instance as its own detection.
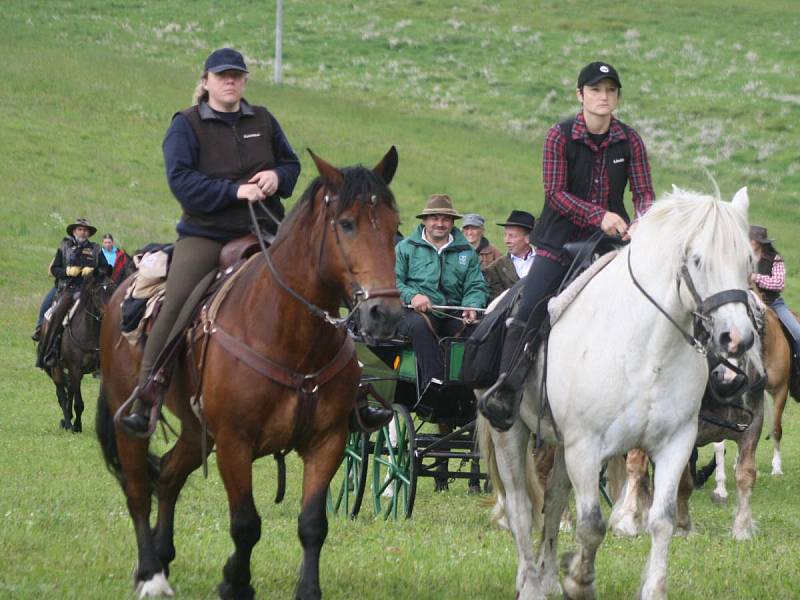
[96,148,402,599]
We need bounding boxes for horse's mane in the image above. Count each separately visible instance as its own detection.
[634,187,752,274]
[272,165,397,247]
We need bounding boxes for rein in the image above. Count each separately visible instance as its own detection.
[66,281,112,354]
[626,246,749,363]
[248,200,399,328]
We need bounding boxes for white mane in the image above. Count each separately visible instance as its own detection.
[632,187,753,300]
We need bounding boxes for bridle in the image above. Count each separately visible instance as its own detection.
[248,190,399,328]
[626,245,751,366]
[66,277,115,353]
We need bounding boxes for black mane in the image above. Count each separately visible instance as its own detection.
[275,164,397,244]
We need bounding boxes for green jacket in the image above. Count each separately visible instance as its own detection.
[395,224,488,308]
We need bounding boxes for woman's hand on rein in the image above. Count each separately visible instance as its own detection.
[237,183,267,203]
[248,170,280,196]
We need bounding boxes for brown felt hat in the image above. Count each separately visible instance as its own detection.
[749,225,774,244]
[66,218,97,237]
[415,194,462,219]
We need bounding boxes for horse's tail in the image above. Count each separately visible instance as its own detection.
[477,415,543,531]
[692,452,718,489]
[96,385,159,491]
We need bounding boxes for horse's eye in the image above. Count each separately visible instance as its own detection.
[339,218,355,233]
[692,256,701,269]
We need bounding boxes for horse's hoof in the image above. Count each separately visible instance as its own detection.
[710,492,728,504]
[135,572,174,598]
[71,422,82,433]
[218,582,255,600]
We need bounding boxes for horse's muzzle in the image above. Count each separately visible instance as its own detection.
[357,297,403,340]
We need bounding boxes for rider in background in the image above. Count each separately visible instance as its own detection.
[479,61,655,431]
[396,194,488,401]
[461,213,502,269]
[101,233,133,284]
[36,218,109,368]
[750,225,800,368]
[119,47,301,435]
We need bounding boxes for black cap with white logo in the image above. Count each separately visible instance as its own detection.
[577,62,621,88]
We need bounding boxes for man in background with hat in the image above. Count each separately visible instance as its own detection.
[35,218,110,368]
[461,213,502,269]
[483,210,536,301]
[479,61,654,432]
[395,194,488,399]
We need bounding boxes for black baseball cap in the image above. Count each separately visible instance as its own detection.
[204,48,248,73]
[577,62,621,88]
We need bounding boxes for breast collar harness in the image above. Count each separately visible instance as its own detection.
[248,195,399,328]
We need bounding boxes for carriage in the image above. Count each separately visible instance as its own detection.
[327,327,485,520]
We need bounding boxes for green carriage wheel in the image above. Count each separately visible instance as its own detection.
[371,404,417,519]
[327,430,369,519]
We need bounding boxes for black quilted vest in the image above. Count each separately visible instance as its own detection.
[533,117,631,257]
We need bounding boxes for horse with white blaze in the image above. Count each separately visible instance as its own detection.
[479,187,756,600]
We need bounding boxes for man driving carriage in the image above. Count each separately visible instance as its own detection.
[395,194,488,401]
[35,218,111,369]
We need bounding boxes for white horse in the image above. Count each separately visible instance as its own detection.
[479,187,755,600]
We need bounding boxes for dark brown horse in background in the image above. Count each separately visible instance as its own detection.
[96,148,402,600]
[44,272,115,432]
[608,305,775,540]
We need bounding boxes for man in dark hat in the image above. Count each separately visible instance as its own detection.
[483,210,536,301]
[396,194,488,399]
[479,61,655,432]
[35,218,110,368]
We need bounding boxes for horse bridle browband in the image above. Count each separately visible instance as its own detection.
[248,195,399,328]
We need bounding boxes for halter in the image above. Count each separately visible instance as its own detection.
[626,245,750,357]
[248,191,399,328]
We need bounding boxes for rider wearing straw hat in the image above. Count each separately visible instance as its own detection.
[395,194,488,399]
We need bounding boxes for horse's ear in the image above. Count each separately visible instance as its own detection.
[307,148,344,191]
[373,146,398,185]
[731,186,749,216]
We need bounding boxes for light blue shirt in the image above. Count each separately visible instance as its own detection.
[102,246,117,267]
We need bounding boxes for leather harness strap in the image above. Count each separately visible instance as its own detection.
[209,323,357,450]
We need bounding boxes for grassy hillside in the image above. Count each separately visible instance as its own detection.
[1,2,799,598]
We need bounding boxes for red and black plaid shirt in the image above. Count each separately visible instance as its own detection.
[537,112,655,261]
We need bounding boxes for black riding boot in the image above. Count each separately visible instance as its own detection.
[478,319,530,432]
[357,403,393,430]
[118,374,167,437]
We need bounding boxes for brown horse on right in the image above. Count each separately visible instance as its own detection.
[763,307,799,475]
[96,148,402,599]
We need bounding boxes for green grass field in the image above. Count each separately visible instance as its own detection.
[1,1,799,598]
